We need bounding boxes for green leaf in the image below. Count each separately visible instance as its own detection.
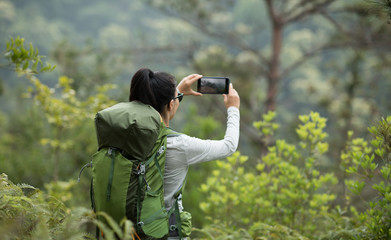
[29,43,34,57]
[375,148,384,157]
[253,121,261,129]
[22,60,29,70]
[369,163,377,172]
[346,180,365,195]
[299,115,309,123]
[41,65,51,72]
[32,60,39,72]
[263,111,276,122]
[380,166,391,180]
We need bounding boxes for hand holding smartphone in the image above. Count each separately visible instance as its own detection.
[197,77,230,94]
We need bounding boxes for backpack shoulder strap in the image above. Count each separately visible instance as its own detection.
[165,127,187,239]
[166,127,182,137]
[165,127,186,195]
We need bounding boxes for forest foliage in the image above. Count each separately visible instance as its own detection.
[1,0,391,239]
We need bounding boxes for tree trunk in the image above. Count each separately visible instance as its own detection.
[266,24,283,112]
[265,0,283,112]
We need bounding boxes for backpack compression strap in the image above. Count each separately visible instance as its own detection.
[167,178,187,239]
[106,148,116,201]
[165,128,187,239]
[136,149,164,229]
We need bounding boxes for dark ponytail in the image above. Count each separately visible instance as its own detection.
[129,68,176,113]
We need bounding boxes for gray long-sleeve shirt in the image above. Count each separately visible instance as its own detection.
[164,107,240,210]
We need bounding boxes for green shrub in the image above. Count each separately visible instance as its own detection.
[342,116,391,239]
[199,112,338,238]
[192,222,309,240]
[0,173,138,240]
[0,173,93,239]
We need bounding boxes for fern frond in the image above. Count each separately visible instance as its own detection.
[17,183,36,189]
[120,218,134,240]
[30,217,51,240]
[96,211,123,238]
[0,185,24,197]
[93,217,116,240]
[81,231,97,240]
[17,183,40,197]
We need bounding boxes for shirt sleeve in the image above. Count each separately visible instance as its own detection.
[177,106,240,165]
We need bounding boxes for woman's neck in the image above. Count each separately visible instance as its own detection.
[161,112,170,127]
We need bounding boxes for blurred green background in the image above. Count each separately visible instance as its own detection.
[1,0,391,239]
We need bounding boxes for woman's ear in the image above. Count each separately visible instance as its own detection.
[167,99,174,111]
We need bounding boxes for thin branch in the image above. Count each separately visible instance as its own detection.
[284,0,336,24]
[281,44,326,79]
[264,0,276,20]
[283,0,314,19]
[319,10,351,36]
[281,41,349,79]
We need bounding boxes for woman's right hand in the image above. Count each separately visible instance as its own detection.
[177,74,203,96]
[223,83,240,109]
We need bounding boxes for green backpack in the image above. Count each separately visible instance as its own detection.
[82,101,189,239]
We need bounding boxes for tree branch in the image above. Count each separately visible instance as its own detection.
[281,44,326,79]
[281,40,350,79]
[265,0,276,19]
[283,0,313,19]
[284,0,337,24]
[319,10,351,37]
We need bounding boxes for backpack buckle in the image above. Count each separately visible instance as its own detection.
[169,225,177,231]
[137,222,144,227]
[157,146,165,156]
[137,164,146,175]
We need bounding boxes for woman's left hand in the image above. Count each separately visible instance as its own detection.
[177,74,203,96]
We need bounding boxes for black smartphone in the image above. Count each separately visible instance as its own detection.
[197,77,230,94]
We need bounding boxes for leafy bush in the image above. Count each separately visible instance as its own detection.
[2,36,56,73]
[342,116,391,239]
[196,113,391,239]
[192,222,309,240]
[0,173,139,240]
[0,173,94,239]
[1,37,117,184]
[198,112,338,238]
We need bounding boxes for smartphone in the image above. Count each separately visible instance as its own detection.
[197,77,230,94]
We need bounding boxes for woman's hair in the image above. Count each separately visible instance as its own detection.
[129,68,176,113]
